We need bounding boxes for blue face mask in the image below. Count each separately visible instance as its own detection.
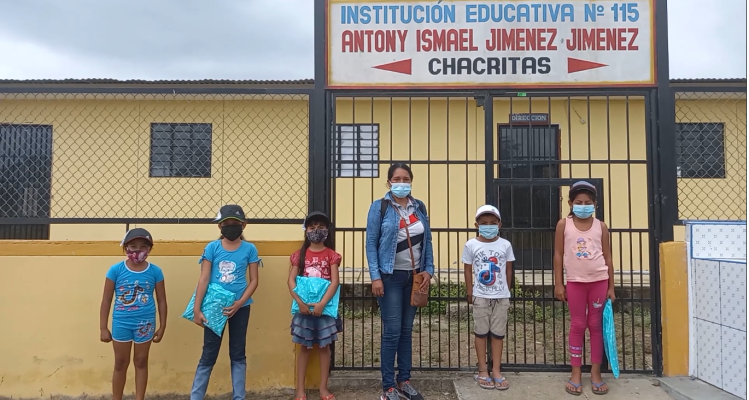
[390,182,411,199]
[572,204,595,219]
[478,225,499,240]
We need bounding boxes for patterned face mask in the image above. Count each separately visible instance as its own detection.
[306,228,329,244]
[126,249,149,264]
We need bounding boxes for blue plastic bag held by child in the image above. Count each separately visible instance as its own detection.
[291,276,340,318]
[181,283,237,337]
[603,299,620,378]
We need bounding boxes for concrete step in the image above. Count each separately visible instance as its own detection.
[659,377,744,400]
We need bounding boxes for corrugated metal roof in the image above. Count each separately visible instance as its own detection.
[0,78,743,85]
[0,78,314,85]
[670,78,746,84]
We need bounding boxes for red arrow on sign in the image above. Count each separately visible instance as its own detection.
[373,59,412,75]
[568,58,608,73]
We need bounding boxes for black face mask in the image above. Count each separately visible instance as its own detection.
[221,225,243,241]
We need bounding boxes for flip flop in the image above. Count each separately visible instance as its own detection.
[565,380,582,396]
[494,376,509,390]
[474,374,495,390]
[591,381,609,395]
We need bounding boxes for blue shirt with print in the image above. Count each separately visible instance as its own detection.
[199,240,260,307]
[106,262,164,320]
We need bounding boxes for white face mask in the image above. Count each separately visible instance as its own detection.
[390,182,411,198]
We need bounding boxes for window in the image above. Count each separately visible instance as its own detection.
[675,123,726,179]
[334,124,379,178]
[0,124,52,240]
[150,123,212,178]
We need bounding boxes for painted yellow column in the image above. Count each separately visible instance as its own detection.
[659,241,689,376]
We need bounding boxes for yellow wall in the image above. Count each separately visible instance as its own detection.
[0,240,301,398]
[333,97,650,273]
[0,96,309,221]
[675,97,747,220]
[659,241,689,376]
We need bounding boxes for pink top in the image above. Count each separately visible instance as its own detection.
[563,216,609,283]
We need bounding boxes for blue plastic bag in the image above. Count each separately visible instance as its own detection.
[291,276,340,318]
[182,283,237,337]
[603,299,620,379]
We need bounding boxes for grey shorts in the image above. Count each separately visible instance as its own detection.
[472,297,510,339]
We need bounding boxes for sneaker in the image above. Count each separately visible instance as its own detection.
[396,381,424,400]
[381,388,400,400]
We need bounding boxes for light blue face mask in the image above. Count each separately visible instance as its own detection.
[572,204,595,219]
[390,182,411,199]
[478,225,499,239]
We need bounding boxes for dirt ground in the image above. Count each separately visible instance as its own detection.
[335,307,652,371]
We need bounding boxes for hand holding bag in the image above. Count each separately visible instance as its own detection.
[393,203,429,308]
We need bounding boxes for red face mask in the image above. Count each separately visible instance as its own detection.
[126,249,149,264]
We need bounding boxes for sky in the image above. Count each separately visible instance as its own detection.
[0,0,744,81]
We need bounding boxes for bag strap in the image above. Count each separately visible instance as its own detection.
[390,202,418,276]
[380,197,389,221]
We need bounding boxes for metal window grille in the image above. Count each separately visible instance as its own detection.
[0,123,52,238]
[334,124,379,178]
[150,122,213,178]
[675,122,726,179]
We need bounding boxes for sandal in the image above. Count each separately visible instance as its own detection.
[474,371,495,390]
[494,376,509,391]
[294,396,307,400]
[565,380,582,396]
[591,381,609,395]
[320,395,336,400]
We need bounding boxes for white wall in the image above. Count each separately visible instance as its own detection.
[686,221,747,400]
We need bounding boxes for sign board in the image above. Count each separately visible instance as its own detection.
[510,113,549,123]
[326,0,656,89]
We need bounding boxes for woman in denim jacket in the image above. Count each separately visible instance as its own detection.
[366,163,435,400]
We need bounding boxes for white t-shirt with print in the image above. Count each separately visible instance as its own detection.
[461,237,516,299]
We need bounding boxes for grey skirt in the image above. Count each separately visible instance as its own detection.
[291,313,339,348]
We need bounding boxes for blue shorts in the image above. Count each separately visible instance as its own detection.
[112,317,156,343]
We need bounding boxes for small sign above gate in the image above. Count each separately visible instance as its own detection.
[510,113,550,123]
[325,0,656,89]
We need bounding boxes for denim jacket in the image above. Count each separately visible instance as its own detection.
[365,192,435,281]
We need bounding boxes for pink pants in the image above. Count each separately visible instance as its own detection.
[567,280,608,367]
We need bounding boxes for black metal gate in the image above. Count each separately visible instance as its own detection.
[328,91,658,374]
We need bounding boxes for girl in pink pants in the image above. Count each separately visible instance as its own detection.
[553,181,616,396]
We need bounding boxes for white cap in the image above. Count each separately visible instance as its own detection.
[475,205,501,220]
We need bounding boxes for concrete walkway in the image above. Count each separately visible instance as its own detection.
[453,373,673,400]
[659,377,743,400]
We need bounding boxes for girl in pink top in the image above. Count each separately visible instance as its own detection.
[553,181,616,396]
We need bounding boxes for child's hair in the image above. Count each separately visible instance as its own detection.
[297,219,336,276]
[567,181,598,217]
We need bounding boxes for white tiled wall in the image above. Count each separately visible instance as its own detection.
[687,221,747,400]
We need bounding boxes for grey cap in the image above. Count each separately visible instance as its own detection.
[121,228,153,246]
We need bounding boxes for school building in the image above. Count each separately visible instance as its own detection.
[0,76,744,397]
